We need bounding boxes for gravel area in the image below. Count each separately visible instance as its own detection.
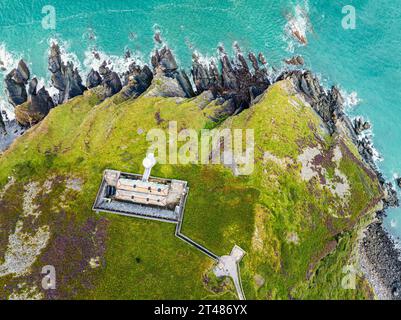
[359,222,401,300]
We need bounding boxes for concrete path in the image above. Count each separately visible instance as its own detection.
[213,246,246,300]
[175,232,219,261]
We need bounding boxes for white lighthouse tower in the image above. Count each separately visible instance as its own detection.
[142,153,157,182]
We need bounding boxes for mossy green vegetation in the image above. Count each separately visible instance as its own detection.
[0,81,381,299]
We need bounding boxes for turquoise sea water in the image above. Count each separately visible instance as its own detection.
[1,0,401,238]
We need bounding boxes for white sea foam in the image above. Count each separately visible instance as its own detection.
[342,88,383,164]
[354,124,383,164]
[284,0,312,52]
[371,146,383,164]
[193,50,217,67]
[0,120,25,152]
[47,38,82,72]
[0,98,15,121]
[342,90,361,109]
[0,43,21,75]
[341,85,385,165]
[34,77,46,92]
[0,44,22,120]
[0,45,26,146]
[83,48,144,79]
[45,38,85,102]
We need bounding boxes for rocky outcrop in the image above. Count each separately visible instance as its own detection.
[191,55,220,94]
[17,59,30,82]
[279,67,401,302]
[357,137,376,167]
[151,46,178,75]
[4,60,30,107]
[3,59,55,128]
[98,62,122,98]
[382,182,399,208]
[0,119,25,152]
[0,113,5,135]
[284,56,305,66]
[150,46,194,98]
[396,178,401,189]
[86,69,102,89]
[48,43,86,104]
[277,70,343,132]
[360,222,401,300]
[191,45,270,118]
[121,63,153,99]
[354,117,371,135]
[15,77,54,127]
[277,70,394,191]
[145,73,188,98]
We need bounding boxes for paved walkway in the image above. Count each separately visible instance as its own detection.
[213,246,246,300]
[175,194,246,300]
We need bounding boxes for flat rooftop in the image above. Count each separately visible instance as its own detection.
[93,170,188,223]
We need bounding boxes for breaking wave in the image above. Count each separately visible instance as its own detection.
[0,44,21,120]
[83,48,144,79]
[284,0,312,52]
[341,90,361,110]
[0,43,20,75]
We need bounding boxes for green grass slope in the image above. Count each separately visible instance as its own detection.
[0,80,382,299]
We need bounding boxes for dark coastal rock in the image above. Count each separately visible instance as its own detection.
[48,43,86,104]
[4,60,30,107]
[28,77,38,95]
[191,54,220,94]
[330,86,345,109]
[4,59,56,128]
[0,113,5,135]
[97,62,123,98]
[175,70,194,98]
[98,61,109,77]
[396,178,401,189]
[0,119,25,152]
[145,73,188,98]
[258,53,267,65]
[277,69,385,179]
[16,59,30,83]
[15,78,54,127]
[360,222,401,300]
[354,117,371,135]
[103,71,122,98]
[284,56,305,66]
[355,136,381,173]
[357,137,377,169]
[219,47,240,91]
[191,45,270,118]
[30,78,54,109]
[151,46,178,76]
[392,281,401,298]
[121,64,153,99]
[383,182,399,208]
[150,45,194,98]
[277,70,344,133]
[122,62,140,86]
[154,31,162,44]
[124,48,132,60]
[86,69,102,89]
[4,73,27,106]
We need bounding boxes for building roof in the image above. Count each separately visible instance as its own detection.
[117,178,169,196]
